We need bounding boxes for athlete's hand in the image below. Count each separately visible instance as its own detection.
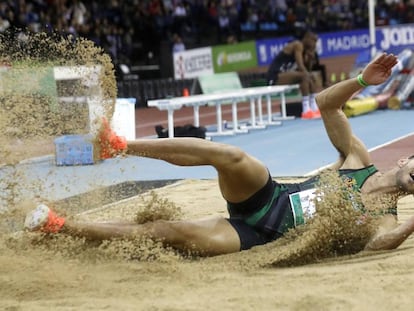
[361,53,398,85]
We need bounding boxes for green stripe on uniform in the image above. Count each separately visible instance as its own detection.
[245,185,281,226]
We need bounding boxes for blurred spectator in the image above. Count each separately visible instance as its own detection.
[293,0,308,25]
[172,0,190,36]
[206,0,219,40]
[148,0,167,36]
[70,0,88,27]
[0,15,10,33]
[226,34,238,44]
[172,33,185,52]
[217,4,230,43]
[187,0,207,44]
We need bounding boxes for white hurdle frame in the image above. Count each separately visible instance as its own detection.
[147,84,299,138]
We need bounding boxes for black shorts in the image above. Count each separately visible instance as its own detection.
[266,73,279,86]
[226,175,284,251]
[226,218,281,250]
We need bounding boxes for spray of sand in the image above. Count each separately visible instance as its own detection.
[0,30,117,214]
[0,30,115,164]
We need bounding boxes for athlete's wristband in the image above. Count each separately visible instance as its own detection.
[357,74,369,87]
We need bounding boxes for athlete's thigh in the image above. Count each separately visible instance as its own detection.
[276,71,303,84]
[172,217,241,256]
[217,151,270,203]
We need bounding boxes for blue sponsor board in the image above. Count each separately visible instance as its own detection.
[256,37,293,66]
[319,29,371,57]
[256,24,414,66]
[376,24,414,54]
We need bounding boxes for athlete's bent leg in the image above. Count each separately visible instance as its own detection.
[126,138,269,203]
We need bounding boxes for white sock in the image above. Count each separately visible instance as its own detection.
[302,96,310,112]
[310,93,319,111]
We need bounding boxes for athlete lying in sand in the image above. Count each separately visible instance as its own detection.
[25,53,414,257]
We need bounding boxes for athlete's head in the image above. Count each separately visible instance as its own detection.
[301,31,318,50]
[396,155,414,193]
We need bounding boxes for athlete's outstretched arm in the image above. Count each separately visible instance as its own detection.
[315,53,398,165]
[316,52,398,112]
[365,215,414,251]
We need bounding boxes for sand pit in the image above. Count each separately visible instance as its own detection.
[1,179,414,310]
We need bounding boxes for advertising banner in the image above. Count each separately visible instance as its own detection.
[212,41,257,73]
[173,47,213,79]
[318,29,371,57]
[256,23,414,66]
[317,24,414,57]
[256,37,292,67]
[376,24,414,54]
[173,23,414,75]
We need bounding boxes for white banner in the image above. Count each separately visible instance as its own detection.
[173,47,214,79]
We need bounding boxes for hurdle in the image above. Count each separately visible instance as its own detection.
[147,84,299,138]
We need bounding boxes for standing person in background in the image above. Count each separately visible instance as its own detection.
[266,31,320,119]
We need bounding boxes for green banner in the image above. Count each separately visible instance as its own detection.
[212,41,257,73]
